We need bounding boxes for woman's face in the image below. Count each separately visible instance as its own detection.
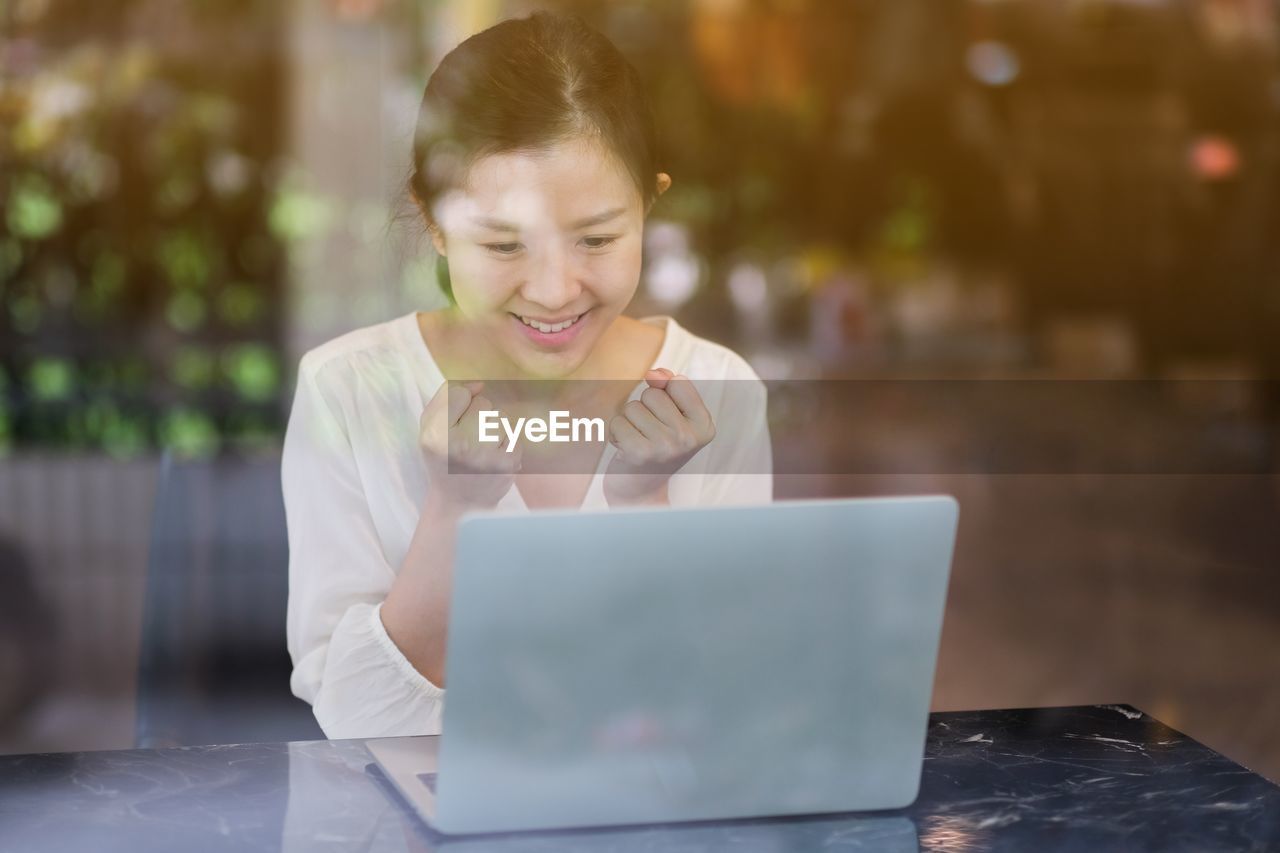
[431,135,661,378]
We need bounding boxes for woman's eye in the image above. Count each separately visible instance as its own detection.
[484,242,523,255]
[581,235,617,249]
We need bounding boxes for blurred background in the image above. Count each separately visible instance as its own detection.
[1,0,1278,780]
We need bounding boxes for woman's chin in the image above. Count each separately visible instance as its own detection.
[509,348,589,379]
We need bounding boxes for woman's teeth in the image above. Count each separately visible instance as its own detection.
[518,313,581,334]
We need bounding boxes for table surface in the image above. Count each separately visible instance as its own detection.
[1,704,1277,852]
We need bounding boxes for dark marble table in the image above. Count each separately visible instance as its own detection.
[1,704,1277,852]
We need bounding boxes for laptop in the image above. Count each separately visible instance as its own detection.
[367,496,958,835]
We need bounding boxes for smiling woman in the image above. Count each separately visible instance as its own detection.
[281,11,772,739]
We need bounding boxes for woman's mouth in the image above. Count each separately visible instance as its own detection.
[511,310,589,345]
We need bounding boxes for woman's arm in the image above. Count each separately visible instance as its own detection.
[284,354,446,737]
[379,380,520,688]
[378,493,463,687]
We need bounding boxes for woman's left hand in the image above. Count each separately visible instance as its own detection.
[603,369,716,506]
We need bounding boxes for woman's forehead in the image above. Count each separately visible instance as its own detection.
[439,138,639,228]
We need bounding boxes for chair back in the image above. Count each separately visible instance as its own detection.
[136,450,323,747]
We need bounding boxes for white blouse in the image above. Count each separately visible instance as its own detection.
[282,312,772,739]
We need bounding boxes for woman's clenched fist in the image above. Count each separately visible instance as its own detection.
[419,380,521,509]
[603,369,715,506]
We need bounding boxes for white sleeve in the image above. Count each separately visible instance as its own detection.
[673,374,773,507]
[282,355,445,738]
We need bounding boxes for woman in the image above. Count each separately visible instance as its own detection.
[283,11,771,739]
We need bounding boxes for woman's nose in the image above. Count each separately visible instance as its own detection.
[520,244,581,311]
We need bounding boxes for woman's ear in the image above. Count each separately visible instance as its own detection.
[645,173,673,216]
[427,221,447,257]
[410,181,448,256]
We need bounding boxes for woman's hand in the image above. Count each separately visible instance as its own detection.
[603,369,716,506]
[419,380,521,510]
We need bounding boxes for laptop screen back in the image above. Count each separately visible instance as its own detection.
[436,497,958,834]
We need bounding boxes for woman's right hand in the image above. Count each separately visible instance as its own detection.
[419,380,521,510]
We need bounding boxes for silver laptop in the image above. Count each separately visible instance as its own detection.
[367,496,958,836]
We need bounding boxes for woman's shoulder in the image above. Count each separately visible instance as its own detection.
[297,313,430,385]
[642,316,761,383]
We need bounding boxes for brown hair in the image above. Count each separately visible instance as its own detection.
[408,12,661,300]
